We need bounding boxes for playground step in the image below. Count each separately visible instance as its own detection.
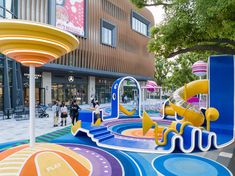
[93,130,111,138]
[89,126,108,134]
[96,133,114,142]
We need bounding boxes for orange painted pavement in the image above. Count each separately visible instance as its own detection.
[0,144,28,161]
[122,127,164,139]
[20,150,90,176]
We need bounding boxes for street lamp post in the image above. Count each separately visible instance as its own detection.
[29,65,35,147]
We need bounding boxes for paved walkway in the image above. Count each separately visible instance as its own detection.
[0,103,110,144]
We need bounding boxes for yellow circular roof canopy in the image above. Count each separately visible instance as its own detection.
[0,20,79,67]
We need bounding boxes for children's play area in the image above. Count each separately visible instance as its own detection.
[0,21,234,176]
[0,55,234,176]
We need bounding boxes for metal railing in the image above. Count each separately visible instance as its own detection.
[0,5,17,19]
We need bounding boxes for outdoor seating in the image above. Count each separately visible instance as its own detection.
[14,106,29,121]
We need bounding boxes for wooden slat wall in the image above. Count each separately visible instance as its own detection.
[18,0,154,78]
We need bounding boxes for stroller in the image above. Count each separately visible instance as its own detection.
[37,105,49,118]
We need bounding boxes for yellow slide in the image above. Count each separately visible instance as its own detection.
[160,105,175,116]
[169,79,208,127]
[119,104,136,116]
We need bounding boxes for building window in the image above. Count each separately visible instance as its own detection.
[131,11,150,36]
[0,0,17,19]
[100,19,116,47]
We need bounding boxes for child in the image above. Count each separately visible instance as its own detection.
[52,101,59,127]
[60,102,68,126]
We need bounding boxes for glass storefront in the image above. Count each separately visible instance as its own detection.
[52,75,88,105]
[0,0,18,111]
[23,73,43,106]
[0,59,3,111]
[0,56,23,112]
[95,78,114,104]
[52,83,87,105]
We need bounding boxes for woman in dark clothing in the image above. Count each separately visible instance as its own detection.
[70,100,81,125]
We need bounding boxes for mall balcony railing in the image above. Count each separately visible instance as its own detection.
[0,5,18,19]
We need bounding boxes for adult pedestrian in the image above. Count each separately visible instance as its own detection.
[70,100,81,125]
[52,101,59,127]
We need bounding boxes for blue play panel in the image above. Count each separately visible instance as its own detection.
[153,154,232,176]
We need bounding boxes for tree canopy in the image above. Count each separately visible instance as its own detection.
[155,53,208,89]
[131,0,235,58]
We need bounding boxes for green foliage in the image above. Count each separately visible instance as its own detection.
[154,56,173,87]
[131,0,235,89]
[155,53,209,89]
[132,0,235,58]
[129,0,146,8]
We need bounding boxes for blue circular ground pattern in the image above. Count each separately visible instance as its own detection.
[153,154,232,176]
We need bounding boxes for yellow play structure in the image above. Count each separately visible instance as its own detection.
[119,104,136,116]
[143,79,219,146]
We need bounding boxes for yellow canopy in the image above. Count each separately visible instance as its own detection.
[0,20,79,67]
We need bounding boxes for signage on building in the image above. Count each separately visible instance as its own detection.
[24,73,41,79]
[68,75,74,82]
[56,0,85,37]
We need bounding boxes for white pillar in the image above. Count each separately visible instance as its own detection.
[42,72,52,105]
[88,76,95,103]
[160,88,162,101]
[29,65,35,148]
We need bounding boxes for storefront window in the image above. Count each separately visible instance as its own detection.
[0,58,3,111]
[95,78,114,104]
[52,83,87,105]
[52,75,88,105]
[23,73,42,106]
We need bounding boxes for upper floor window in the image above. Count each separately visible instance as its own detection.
[0,0,17,19]
[100,19,117,47]
[131,11,150,36]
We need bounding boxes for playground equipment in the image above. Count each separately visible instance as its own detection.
[169,79,209,127]
[119,104,136,116]
[72,55,234,153]
[161,80,209,120]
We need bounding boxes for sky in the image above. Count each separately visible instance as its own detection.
[146,6,165,25]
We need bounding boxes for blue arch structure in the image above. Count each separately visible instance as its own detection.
[103,76,141,120]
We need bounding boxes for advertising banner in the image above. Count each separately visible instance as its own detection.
[56,0,85,36]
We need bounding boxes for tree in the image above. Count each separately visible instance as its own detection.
[154,53,209,89]
[130,0,174,8]
[167,53,208,89]
[154,56,173,87]
[131,0,235,58]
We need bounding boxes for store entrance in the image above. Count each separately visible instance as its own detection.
[24,87,45,106]
[52,83,87,105]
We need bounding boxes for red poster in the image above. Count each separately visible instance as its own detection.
[56,0,85,36]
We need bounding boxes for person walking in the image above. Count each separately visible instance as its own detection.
[52,101,59,127]
[70,100,81,125]
[60,101,68,126]
[91,96,96,108]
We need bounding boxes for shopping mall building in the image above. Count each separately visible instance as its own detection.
[0,0,154,111]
